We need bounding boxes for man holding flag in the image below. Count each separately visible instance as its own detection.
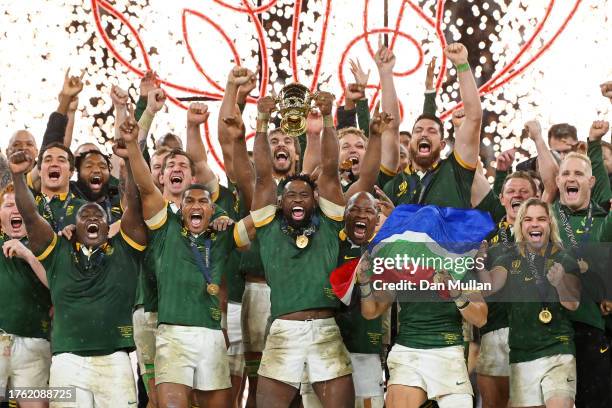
[356,42,489,407]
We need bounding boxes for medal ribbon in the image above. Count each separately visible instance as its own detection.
[186,234,212,285]
[407,166,439,205]
[557,202,592,258]
[280,213,320,248]
[525,243,553,312]
[42,194,72,232]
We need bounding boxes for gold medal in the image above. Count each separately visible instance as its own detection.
[296,235,309,248]
[539,308,552,324]
[206,283,220,296]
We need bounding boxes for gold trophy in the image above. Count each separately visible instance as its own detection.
[276,83,317,137]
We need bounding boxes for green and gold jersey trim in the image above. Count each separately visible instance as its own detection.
[145,203,169,230]
[452,150,477,171]
[207,179,220,203]
[234,218,251,248]
[251,205,276,227]
[380,163,397,177]
[120,228,146,252]
[36,233,58,261]
[319,197,344,221]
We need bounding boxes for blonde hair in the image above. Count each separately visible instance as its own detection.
[338,127,367,143]
[560,152,592,175]
[514,197,563,250]
[0,183,14,207]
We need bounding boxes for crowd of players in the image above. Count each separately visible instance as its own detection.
[1,38,612,408]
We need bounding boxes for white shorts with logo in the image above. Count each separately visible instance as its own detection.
[387,343,473,401]
[258,318,352,387]
[509,354,576,407]
[227,302,245,376]
[0,332,50,396]
[132,307,158,375]
[155,324,231,391]
[476,327,510,377]
[49,351,136,408]
[241,282,271,352]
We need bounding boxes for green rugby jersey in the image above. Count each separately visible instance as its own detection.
[139,202,229,313]
[492,247,579,363]
[552,200,611,330]
[479,222,513,336]
[384,151,476,349]
[252,201,344,320]
[146,204,235,329]
[36,231,144,355]
[335,230,383,354]
[0,234,51,339]
[34,191,86,232]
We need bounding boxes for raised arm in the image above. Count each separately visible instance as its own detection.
[345,102,392,198]
[63,97,78,148]
[139,88,166,148]
[121,104,165,220]
[222,104,255,209]
[251,97,278,211]
[112,138,146,248]
[587,120,612,207]
[301,111,323,175]
[423,57,437,115]
[8,152,55,256]
[445,43,482,167]
[525,120,558,203]
[219,66,256,182]
[185,103,218,194]
[315,92,344,206]
[374,38,400,172]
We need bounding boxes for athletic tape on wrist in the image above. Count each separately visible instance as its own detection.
[323,115,334,128]
[455,63,470,73]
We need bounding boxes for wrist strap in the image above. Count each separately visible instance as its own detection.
[359,282,373,298]
[256,120,269,133]
[323,115,334,128]
[257,112,271,121]
[455,63,470,73]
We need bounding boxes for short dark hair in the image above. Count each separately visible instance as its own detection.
[161,149,196,175]
[181,183,212,199]
[399,130,412,138]
[75,150,111,173]
[413,114,445,139]
[37,142,75,171]
[501,170,538,196]
[548,123,577,142]
[280,173,317,193]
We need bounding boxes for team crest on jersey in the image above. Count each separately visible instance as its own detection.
[546,259,554,269]
[41,320,50,333]
[511,259,521,271]
[66,206,74,216]
[398,180,407,196]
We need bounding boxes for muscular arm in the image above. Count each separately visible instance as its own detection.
[301,114,322,175]
[556,273,581,311]
[458,292,488,328]
[24,250,49,288]
[345,131,381,198]
[448,44,482,167]
[119,159,147,247]
[317,121,345,206]
[477,265,509,296]
[124,135,165,220]
[378,69,400,173]
[251,111,277,211]
[12,172,55,256]
[231,127,255,210]
[186,120,218,188]
[218,82,240,182]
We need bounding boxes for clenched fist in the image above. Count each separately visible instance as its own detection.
[588,120,610,142]
[369,101,394,137]
[600,81,612,101]
[451,108,465,129]
[547,262,566,288]
[257,96,276,115]
[524,120,543,141]
[187,103,210,126]
[147,89,166,114]
[228,65,255,87]
[8,151,33,175]
[444,43,468,66]
[110,85,129,107]
[314,92,334,116]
